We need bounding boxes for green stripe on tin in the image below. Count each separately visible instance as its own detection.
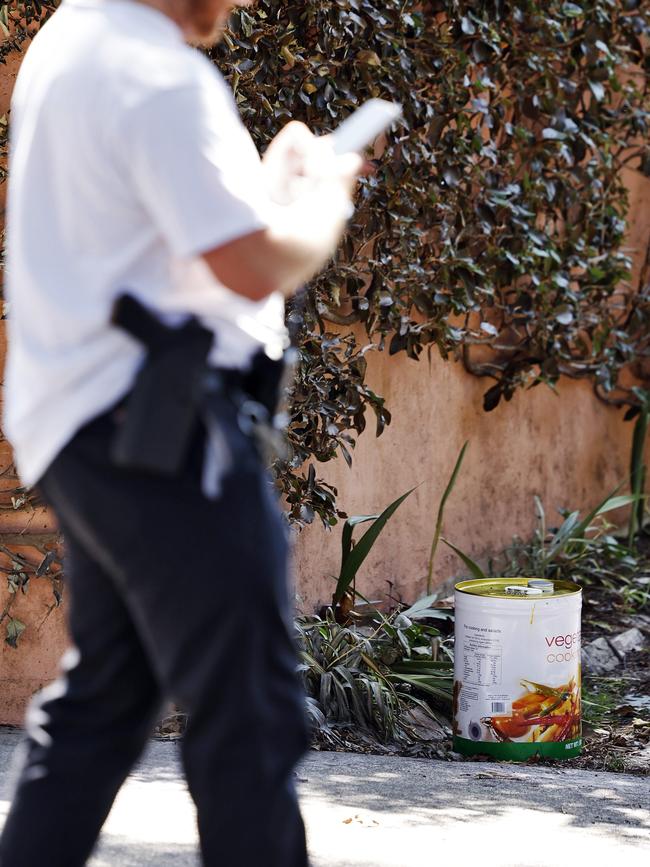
[453,736,583,761]
[455,577,582,599]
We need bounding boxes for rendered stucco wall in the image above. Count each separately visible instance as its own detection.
[291,341,644,613]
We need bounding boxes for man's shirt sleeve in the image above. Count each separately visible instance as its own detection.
[122,80,271,259]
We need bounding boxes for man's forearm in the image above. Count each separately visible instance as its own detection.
[263,187,353,296]
[202,187,353,301]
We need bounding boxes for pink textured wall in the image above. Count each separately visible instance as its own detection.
[0,561,68,725]
[1,50,68,723]
[291,345,640,613]
[0,324,67,725]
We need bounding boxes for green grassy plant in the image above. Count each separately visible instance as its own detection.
[296,602,452,744]
[332,487,415,608]
[426,442,468,595]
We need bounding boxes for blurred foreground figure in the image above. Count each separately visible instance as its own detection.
[0,1,361,864]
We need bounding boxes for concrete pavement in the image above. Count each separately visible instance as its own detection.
[0,729,648,866]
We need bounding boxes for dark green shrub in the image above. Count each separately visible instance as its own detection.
[209,1,650,525]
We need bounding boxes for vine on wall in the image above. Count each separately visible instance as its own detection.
[209,0,650,525]
[1,1,650,533]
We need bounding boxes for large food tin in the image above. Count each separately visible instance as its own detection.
[453,577,582,760]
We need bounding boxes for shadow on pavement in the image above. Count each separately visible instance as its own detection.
[299,751,650,840]
[90,836,199,867]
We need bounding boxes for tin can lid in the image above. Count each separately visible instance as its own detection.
[455,577,581,599]
[528,579,555,593]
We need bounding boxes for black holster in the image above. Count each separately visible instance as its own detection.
[111,293,291,481]
[111,294,213,475]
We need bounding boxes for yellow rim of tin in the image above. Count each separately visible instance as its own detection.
[455,577,581,599]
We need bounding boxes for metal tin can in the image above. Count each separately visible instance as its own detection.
[453,577,582,761]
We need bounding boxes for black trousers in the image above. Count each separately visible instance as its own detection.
[0,406,309,866]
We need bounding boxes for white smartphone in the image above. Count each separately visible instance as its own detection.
[331,99,403,155]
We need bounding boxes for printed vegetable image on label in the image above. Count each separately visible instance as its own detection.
[481,677,580,743]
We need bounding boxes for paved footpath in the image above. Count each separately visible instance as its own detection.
[1,730,649,866]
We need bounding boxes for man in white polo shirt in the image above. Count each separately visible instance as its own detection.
[0,1,362,864]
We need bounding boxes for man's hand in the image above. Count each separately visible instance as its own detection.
[262,121,362,205]
[202,122,363,302]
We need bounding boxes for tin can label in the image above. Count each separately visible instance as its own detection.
[453,585,582,760]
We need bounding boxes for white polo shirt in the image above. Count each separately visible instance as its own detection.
[4,0,287,486]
